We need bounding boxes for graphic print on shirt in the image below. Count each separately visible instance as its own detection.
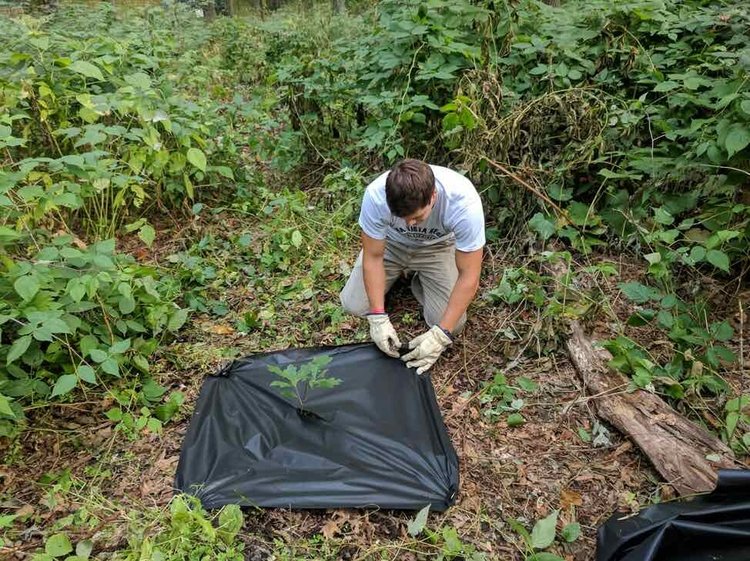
[358,165,486,252]
[389,216,446,242]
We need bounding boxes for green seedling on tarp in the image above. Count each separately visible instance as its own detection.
[268,355,340,418]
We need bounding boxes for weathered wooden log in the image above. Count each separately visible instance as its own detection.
[566,320,736,495]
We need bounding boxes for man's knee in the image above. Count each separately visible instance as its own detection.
[339,287,369,318]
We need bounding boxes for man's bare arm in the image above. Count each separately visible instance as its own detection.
[361,232,387,312]
[439,248,483,332]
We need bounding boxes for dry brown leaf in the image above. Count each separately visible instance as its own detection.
[613,441,633,457]
[560,488,583,509]
[321,519,340,539]
[206,324,235,335]
[16,504,35,517]
[155,455,179,472]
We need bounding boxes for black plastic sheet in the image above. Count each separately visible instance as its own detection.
[597,470,750,561]
[175,343,459,510]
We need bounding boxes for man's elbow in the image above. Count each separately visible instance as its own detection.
[459,271,481,294]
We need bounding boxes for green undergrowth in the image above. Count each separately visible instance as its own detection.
[1,0,749,558]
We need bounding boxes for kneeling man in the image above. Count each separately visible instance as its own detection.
[340,159,485,374]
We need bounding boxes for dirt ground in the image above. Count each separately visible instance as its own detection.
[2,221,747,560]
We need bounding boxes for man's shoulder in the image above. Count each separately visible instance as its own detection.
[431,165,480,204]
[363,170,389,198]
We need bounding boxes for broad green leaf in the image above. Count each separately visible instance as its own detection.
[712,321,734,342]
[139,224,156,248]
[654,207,673,225]
[69,60,104,81]
[14,275,40,301]
[213,166,234,179]
[656,310,674,329]
[507,413,525,427]
[0,394,15,418]
[291,230,303,248]
[528,554,565,561]
[146,417,162,433]
[118,295,136,314]
[531,510,558,549]
[218,504,244,544]
[124,72,151,89]
[183,173,194,199]
[618,282,661,303]
[43,318,72,334]
[516,377,538,392]
[76,365,96,384]
[101,358,120,377]
[141,379,167,401]
[689,246,706,263]
[167,308,189,332]
[7,335,32,364]
[51,375,77,397]
[653,80,679,92]
[187,148,207,172]
[528,212,555,240]
[726,412,740,439]
[407,504,430,536]
[76,539,94,559]
[106,408,123,421]
[706,249,729,272]
[110,339,131,354]
[0,513,18,527]
[90,349,109,363]
[725,124,750,157]
[561,522,580,542]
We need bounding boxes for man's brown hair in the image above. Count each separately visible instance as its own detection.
[385,159,435,218]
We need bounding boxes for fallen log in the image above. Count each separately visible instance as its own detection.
[566,320,736,495]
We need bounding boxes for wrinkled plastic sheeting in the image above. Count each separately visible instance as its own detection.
[597,470,750,561]
[175,343,459,511]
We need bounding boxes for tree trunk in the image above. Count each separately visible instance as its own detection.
[332,0,345,14]
[565,321,736,495]
[204,0,216,20]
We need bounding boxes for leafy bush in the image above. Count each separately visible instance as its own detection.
[0,4,237,238]
[0,234,187,433]
[0,3,249,429]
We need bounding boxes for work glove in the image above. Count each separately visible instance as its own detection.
[367,313,401,358]
[401,325,453,375]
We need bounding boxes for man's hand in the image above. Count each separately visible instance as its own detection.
[367,314,401,358]
[401,325,452,374]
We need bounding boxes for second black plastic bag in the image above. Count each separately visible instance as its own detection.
[597,469,750,561]
[175,343,459,510]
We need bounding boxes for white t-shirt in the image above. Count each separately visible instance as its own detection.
[358,165,486,252]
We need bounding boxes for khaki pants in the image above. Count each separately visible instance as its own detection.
[339,241,467,333]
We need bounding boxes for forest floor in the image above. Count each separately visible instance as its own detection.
[2,205,748,560]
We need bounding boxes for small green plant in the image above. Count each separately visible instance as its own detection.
[104,379,184,440]
[725,395,750,454]
[0,236,187,434]
[507,510,580,561]
[406,505,487,560]
[486,267,547,308]
[31,532,94,561]
[604,281,736,398]
[268,355,340,414]
[480,372,538,427]
[116,495,244,561]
